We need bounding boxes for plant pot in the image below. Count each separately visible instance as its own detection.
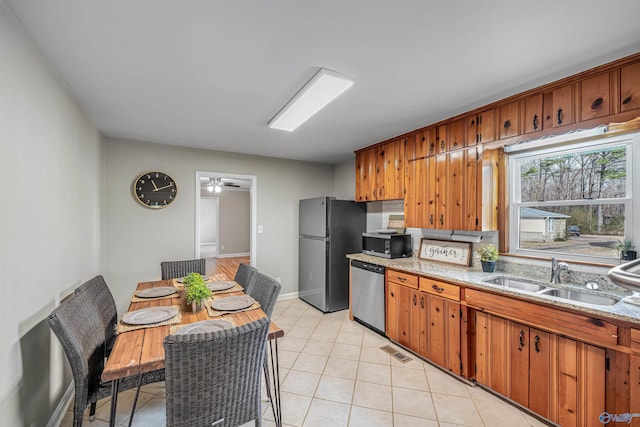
[481,260,496,273]
[620,251,637,262]
[191,301,202,312]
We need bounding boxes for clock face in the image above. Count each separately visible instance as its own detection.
[133,171,177,208]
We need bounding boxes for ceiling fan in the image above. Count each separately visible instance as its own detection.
[206,177,222,193]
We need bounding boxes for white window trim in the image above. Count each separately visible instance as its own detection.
[508,131,639,264]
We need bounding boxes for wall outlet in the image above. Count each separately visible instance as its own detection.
[258,225,264,233]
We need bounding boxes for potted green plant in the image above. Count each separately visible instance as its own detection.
[184,273,211,311]
[616,239,637,262]
[477,244,499,273]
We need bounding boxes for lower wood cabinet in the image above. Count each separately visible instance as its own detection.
[473,310,605,427]
[385,270,462,376]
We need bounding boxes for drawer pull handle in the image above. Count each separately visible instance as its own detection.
[432,284,444,293]
[519,330,526,350]
[397,277,406,282]
[623,96,632,105]
[534,335,541,353]
[533,114,538,130]
[557,108,563,125]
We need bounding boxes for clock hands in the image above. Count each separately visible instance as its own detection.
[153,182,174,191]
[151,180,159,190]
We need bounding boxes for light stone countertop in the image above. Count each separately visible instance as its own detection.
[347,253,640,325]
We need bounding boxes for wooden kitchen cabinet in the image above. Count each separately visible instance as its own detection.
[447,149,465,230]
[580,72,611,122]
[385,270,418,347]
[466,109,495,145]
[355,138,404,201]
[406,129,435,160]
[620,61,640,112]
[434,153,448,229]
[524,94,544,134]
[551,84,574,128]
[436,125,448,154]
[469,287,610,427]
[448,118,466,151]
[499,101,520,139]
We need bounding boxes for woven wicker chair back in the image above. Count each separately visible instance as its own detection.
[161,258,206,280]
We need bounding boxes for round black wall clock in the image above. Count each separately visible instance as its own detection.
[133,171,177,208]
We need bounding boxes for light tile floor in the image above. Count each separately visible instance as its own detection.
[61,298,550,426]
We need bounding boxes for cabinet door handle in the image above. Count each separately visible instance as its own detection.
[519,330,526,351]
[533,114,538,130]
[503,120,511,130]
[557,108,563,125]
[420,296,424,308]
[390,292,395,297]
[591,97,603,110]
[439,214,444,225]
[430,143,435,154]
[432,284,444,293]
[623,96,632,105]
[413,294,417,305]
[534,335,541,353]
[440,141,445,150]
[453,142,458,148]
[429,214,434,225]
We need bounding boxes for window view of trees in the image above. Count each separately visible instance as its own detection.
[516,146,627,258]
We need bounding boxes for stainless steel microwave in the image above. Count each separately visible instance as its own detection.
[362,233,412,258]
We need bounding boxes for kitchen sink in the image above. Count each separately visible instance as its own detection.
[538,288,619,306]
[482,276,619,306]
[482,276,549,292]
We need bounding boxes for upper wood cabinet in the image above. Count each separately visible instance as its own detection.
[524,94,544,134]
[620,62,640,112]
[448,118,466,151]
[406,129,434,161]
[580,72,611,121]
[436,125,448,153]
[551,84,574,128]
[499,101,520,139]
[466,109,496,145]
[355,138,404,201]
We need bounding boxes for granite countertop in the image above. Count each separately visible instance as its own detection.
[347,253,640,325]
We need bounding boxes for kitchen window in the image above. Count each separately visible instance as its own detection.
[508,130,639,264]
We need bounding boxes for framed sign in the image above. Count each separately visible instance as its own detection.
[418,239,472,266]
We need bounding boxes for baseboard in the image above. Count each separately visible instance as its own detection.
[46,382,74,427]
[278,291,299,300]
[216,252,250,258]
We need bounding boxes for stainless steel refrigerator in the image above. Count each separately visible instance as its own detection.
[298,197,366,312]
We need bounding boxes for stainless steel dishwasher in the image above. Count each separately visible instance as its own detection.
[350,260,385,334]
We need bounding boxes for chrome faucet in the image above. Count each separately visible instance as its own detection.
[550,258,569,284]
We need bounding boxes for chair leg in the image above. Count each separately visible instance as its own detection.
[89,402,97,421]
[127,373,144,427]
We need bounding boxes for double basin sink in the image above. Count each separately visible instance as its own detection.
[482,276,619,306]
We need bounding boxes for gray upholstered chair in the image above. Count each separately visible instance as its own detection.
[249,272,281,318]
[234,263,258,293]
[163,318,270,427]
[160,258,206,280]
[47,290,163,427]
[74,275,117,356]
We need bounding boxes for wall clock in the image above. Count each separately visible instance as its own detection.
[133,171,177,208]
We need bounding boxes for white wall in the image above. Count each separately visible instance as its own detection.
[333,158,356,200]
[0,4,104,426]
[104,137,335,310]
[200,197,217,243]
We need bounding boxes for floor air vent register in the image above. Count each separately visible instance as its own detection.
[379,345,412,363]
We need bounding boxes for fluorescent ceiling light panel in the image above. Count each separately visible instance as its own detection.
[269,68,353,131]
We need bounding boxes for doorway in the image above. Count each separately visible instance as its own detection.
[194,171,257,269]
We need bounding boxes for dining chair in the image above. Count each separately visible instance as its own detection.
[74,275,117,356]
[248,272,281,318]
[234,263,258,293]
[47,290,164,427]
[160,258,206,280]
[164,317,270,427]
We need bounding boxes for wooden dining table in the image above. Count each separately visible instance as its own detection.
[102,274,284,427]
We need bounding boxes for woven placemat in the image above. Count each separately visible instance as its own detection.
[172,277,214,289]
[169,317,236,335]
[205,300,261,317]
[210,282,244,294]
[130,291,180,303]
[116,306,182,333]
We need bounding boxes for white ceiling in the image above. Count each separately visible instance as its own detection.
[7,0,640,164]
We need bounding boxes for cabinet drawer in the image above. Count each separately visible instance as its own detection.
[386,270,418,289]
[420,278,460,301]
[465,288,618,348]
